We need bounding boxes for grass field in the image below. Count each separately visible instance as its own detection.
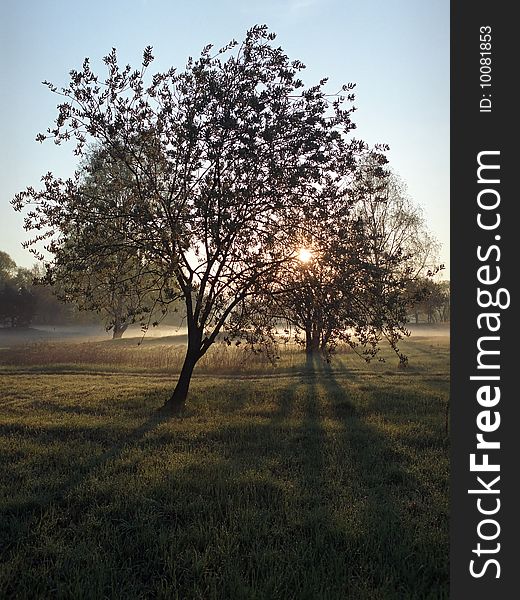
[0,334,449,599]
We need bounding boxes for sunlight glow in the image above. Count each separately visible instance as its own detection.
[298,248,312,263]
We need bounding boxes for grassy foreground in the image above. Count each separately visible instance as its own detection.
[0,335,449,599]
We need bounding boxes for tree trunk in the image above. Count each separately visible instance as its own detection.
[164,326,202,414]
[305,322,321,365]
[112,322,128,339]
[164,349,198,413]
[321,327,332,353]
[111,296,128,339]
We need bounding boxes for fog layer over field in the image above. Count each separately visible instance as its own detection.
[0,325,189,348]
[0,323,449,349]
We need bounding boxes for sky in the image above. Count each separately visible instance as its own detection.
[0,0,449,277]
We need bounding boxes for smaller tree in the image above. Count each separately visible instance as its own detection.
[437,280,450,322]
[0,251,17,282]
[37,144,175,338]
[345,163,443,360]
[248,159,442,365]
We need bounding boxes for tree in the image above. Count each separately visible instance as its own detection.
[29,268,74,325]
[243,198,379,362]
[352,165,441,281]
[0,253,37,328]
[13,26,371,412]
[340,162,443,360]
[0,251,17,282]
[406,278,450,324]
[247,159,441,365]
[437,280,450,322]
[42,144,173,338]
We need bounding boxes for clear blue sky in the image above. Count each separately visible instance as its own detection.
[0,0,449,276]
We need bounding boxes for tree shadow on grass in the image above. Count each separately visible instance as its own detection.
[0,401,169,518]
[153,361,448,598]
[138,364,447,598]
[0,364,448,599]
[305,357,449,599]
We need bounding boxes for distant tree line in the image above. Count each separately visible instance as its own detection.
[406,278,450,324]
[0,250,188,331]
[0,251,86,327]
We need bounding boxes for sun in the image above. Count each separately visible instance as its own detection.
[298,248,312,263]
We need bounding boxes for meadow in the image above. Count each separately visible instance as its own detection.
[0,332,449,599]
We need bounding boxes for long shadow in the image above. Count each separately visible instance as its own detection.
[270,376,299,423]
[0,407,169,518]
[290,357,368,596]
[233,352,448,597]
[313,358,449,598]
[299,356,327,509]
[125,378,344,598]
